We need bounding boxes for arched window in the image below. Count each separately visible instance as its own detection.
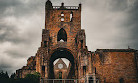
[42,66,45,77]
[89,77,93,83]
[57,28,67,42]
[44,41,48,47]
[61,12,64,22]
[70,11,73,22]
[80,40,83,48]
[119,78,124,83]
[83,66,86,75]
[61,12,64,16]
[59,72,62,79]
[95,67,96,74]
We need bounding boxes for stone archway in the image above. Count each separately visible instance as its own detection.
[48,48,75,79]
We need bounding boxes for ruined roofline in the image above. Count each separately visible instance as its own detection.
[96,49,137,52]
[27,56,35,61]
[53,6,80,10]
[46,0,81,10]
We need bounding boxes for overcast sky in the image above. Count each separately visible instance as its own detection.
[0,0,138,75]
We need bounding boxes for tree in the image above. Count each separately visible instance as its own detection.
[5,71,9,78]
[0,71,4,78]
[25,72,40,83]
[10,73,16,79]
[0,71,10,83]
[0,71,9,79]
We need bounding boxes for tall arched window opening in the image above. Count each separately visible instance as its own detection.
[95,67,97,74]
[61,12,64,22]
[57,28,67,42]
[59,72,62,79]
[83,66,86,75]
[70,11,73,22]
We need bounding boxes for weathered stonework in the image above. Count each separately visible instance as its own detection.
[54,58,69,79]
[16,0,138,83]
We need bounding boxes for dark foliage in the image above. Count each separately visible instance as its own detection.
[10,73,16,79]
[0,71,9,79]
[0,71,40,83]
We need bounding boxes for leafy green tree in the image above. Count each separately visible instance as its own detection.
[25,72,40,83]
[0,71,40,83]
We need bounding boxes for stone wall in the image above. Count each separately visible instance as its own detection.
[92,49,138,83]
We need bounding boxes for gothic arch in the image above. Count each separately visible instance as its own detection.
[48,48,75,79]
[57,28,67,42]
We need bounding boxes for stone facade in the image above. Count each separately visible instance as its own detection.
[54,58,68,79]
[16,56,36,78]
[16,0,138,83]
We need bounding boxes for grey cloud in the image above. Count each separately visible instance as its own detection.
[4,49,28,58]
[0,0,43,74]
[82,0,138,50]
[0,64,12,69]
[0,25,32,44]
[82,0,136,12]
[0,25,24,44]
[0,0,45,18]
[127,0,138,49]
[0,57,26,75]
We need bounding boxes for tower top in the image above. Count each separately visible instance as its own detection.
[61,2,64,6]
[45,0,81,10]
[45,0,52,9]
[46,0,51,3]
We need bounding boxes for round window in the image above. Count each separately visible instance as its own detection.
[58,64,63,69]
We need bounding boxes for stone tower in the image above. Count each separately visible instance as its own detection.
[35,0,84,79]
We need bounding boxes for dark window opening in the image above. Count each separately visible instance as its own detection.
[81,40,83,48]
[96,78,99,83]
[44,41,47,47]
[89,77,93,83]
[70,11,73,22]
[57,28,67,42]
[59,72,62,79]
[42,66,45,71]
[104,78,106,83]
[91,54,92,60]
[95,67,96,74]
[42,66,45,77]
[119,78,124,83]
[75,37,77,44]
[79,56,80,63]
[83,66,86,75]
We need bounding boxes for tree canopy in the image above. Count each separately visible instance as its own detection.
[0,71,40,83]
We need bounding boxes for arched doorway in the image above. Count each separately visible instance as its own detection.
[48,48,75,79]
